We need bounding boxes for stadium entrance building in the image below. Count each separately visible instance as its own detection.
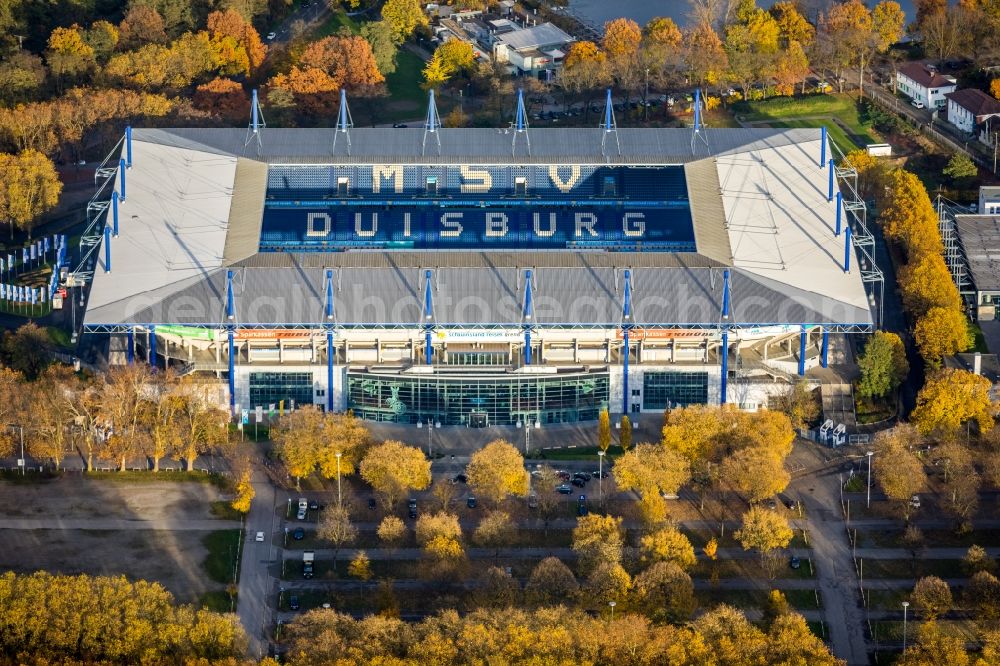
[81,111,876,425]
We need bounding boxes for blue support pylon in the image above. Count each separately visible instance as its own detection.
[720,331,729,405]
[523,269,534,366]
[798,326,807,376]
[512,88,530,156]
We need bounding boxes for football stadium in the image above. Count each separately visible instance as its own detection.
[79,92,880,426]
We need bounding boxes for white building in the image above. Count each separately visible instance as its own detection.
[492,23,573,79]
[896,62,957,109]
[946,88,1000,144]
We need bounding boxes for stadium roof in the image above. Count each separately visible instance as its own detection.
[83,127,873,331]
[955,214,1000,292]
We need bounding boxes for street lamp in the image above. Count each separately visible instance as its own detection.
[418,417,439,458]
[335,451,342,507]
[866,451,874,508]
[902,601,910,654]
[598,450,606,505]
[609,600,616,621]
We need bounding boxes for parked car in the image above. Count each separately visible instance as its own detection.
[556,470,571,480]
[527,494,538,509]
[392,123,408,128]
[573,472,592,482]
[911,494,921,509]
[293,527,305,540]
[556,484,572,494]
[368,497,377,511]
[591,470,610,479]
[452,473,468,484]
[790,556,801,570]
[266,32,277,41]
[296,507,307,520]
[255,531,265,542]
[571,477,586,488]
[308,500,319,511]
[289,595,300,610]
[467,496,477,508]
[408,498,418,519]
[911,99,925,109]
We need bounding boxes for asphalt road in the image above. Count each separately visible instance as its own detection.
[236,466,278,660]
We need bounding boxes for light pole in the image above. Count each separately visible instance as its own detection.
[902,601,909,654]
[17,425,24,476]
[644,67,650,120]
[335,451,342,507]
[609,600,616,621]
[866,450,873,508]
[598,450,605,505]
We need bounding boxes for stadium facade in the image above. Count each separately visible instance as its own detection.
[80,108,876,426]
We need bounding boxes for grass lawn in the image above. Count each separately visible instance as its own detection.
[315,9,359,37]
[198,589,235,613]
[697,587,821,610]
[385,49,427,118]
[210,500,243,521]
[863,527,1000,549]
[732,93,878,154]
[202,529,242,585]
[872,619,977,643]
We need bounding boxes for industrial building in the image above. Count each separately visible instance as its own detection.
[78,92,879,426]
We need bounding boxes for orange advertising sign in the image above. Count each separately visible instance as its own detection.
[615,329,704,340]
[235,330,316,340]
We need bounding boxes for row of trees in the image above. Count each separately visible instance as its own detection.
[0,357,232,473]
[0,571,246,663]
[557,0,903,115]
[282,602,838,665]
[856,155,974,366]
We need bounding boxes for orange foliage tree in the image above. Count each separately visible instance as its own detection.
[207,9,266,77]
[193,78,249,122]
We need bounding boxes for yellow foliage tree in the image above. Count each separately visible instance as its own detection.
[899,253,963,317]
[639,525,697,570]
[360,440,431,509]
[911,368,995,435]
[914,306,973,366]
[231,465,255,513]
[466,439,528,505]
[0,149,62,238]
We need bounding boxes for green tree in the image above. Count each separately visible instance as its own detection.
[857,330,909,398]
[942,152,977,183]
[360,20,397,75]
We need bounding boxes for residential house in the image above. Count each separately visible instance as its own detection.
[946,88,1000,145]
[896,62,957,110]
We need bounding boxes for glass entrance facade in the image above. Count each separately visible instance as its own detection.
[347,371,609,425]
[249,371,314,408]
[642,371,709,410]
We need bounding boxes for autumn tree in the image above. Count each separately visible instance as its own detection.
[821,0,903,93]
[381,0,427,44]
[25,366,76,470]
[639,525,697,570]
[192,78,249,121]
[231,462,255,514]
[0,53,47,106]
[97,364,154,471]
[472,510,515,563]
[525,556,578,605]
[771,380,819,430]
[602,18,643,103]
[317,504,358,567]
[620,414,632,451]
[735,506,794,578]
[1,323,51,380]
[572,514,625,573]
[722,445,791,503]
[0,149,62,239]
[377,515,407,556]
[360,440,431,509]
[964,570,1000,624]
[415,511,466,581]
[584,561,631,608]
[724,3,780,96]
[169,378,229,473]
[613,442,690,523]
[476,566,519,608]
[683,21,729,86]
[873,425,928,520]
[119,5,167,48]
[661,403,724,464]
[913,576,953,620]
[46,25,95,85]
[911,368,994,436]
[348,550,372,597]
[531,465,562,536]
[597,408,611,451]
[300,35,385,91]
[559,41,610,111]
[466,439,528,505]
[207,9,266,77]
[633,561,695,622]
[771,2,815,48]
[900,255,962,318]
[963,544,998,576]
[915,306,973,366]
[857,330,909,399]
